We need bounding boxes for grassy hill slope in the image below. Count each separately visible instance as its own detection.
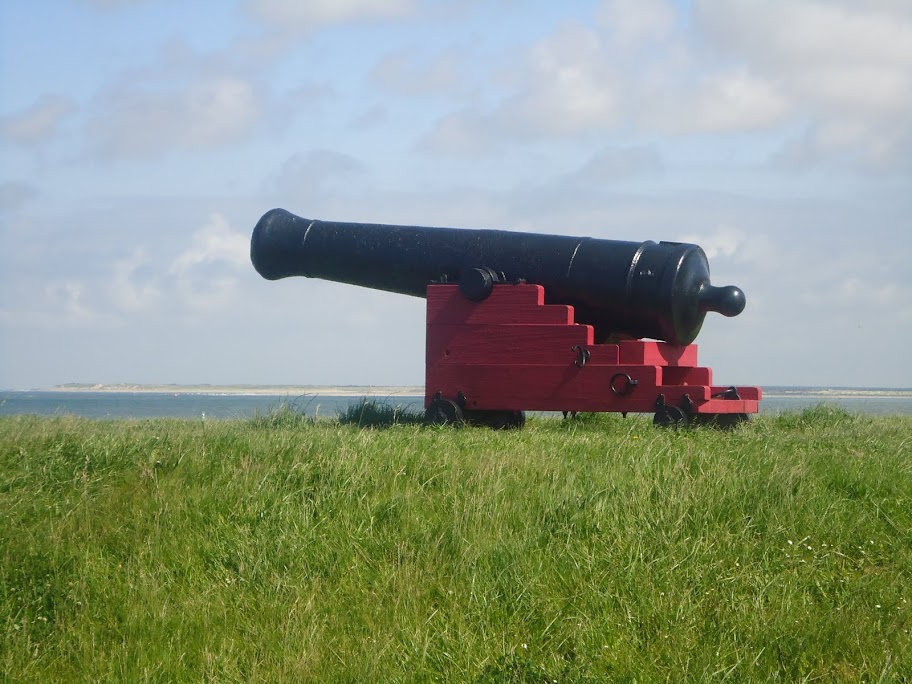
[2,408,909,682]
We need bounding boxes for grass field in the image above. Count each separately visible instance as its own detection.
[2,406,910,682]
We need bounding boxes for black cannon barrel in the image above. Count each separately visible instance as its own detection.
[250,208,745,345]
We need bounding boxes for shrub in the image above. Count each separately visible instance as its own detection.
[338,398,424,427]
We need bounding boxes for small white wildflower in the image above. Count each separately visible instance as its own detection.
[521,643,528,650]
[787,540,793,545]
[876,604,882,609]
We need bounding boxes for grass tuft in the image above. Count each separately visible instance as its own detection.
[247,398,316,429]
[789,402,856,425]
[337,397,424,427]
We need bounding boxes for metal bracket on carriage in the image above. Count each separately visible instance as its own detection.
[681,393,694,414]
[653,393,688,428]
[712,386,741,401]
[572,345,591,368]
[610,372,638,396]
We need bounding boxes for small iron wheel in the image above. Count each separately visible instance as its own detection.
[464,409,527,430]
[653,405,688,428]
[425,398,465,426]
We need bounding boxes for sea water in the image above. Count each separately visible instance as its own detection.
[0,391,390,420]
[1,388,911,420]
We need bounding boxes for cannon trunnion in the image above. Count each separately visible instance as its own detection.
[250,209,762,427]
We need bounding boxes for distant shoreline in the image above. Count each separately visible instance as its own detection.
[7,384,908,399]
[762,387,912,398]
[39,384,425,397]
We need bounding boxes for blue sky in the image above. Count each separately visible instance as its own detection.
[2,0,910,389]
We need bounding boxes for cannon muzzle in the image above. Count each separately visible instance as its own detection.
[250,208,745,345]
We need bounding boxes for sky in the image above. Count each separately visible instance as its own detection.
[1,0,910,390]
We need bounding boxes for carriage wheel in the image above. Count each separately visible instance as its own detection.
[425,397,465,426]
[464,409,527,430]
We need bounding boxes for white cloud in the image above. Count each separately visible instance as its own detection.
[499,22,621,137]
[51,281,92,320]
[419,1,911,170]
[572,145,663,182]
[248,0,416,29]
[696,0,912,74]
[421,22,622,153]
[658,68,790,133]
[693,0,912,167]
[111,248,160,312]
[838,276,911,315]
[369,49,464,96]
[170,213,250,313]
[1,94,77,144]
[87,76,261,159]
[597,0,676,46]
[676,224,778,279]
[171,213,249,276]
[86,0,147,8]
[418,109,493,157]
[680,226,745,261]
[0,279,118,330]
[265,149,368,201]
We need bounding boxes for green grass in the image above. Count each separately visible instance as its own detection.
[337,397,425,428]
[1,407,910,682]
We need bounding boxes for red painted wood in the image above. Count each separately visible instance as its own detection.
[661,366,712,386]
[426,364,662,411]
[423,282,761,416]
[426,364,757,413]
[427,284,573,325]
[427,324,598,365]
[617,340,699,366]
[691,397,761,414]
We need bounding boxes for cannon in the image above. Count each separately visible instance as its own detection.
[251,208,762,427]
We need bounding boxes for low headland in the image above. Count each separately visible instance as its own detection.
[48,382,425,397]
[43,382,912,398]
